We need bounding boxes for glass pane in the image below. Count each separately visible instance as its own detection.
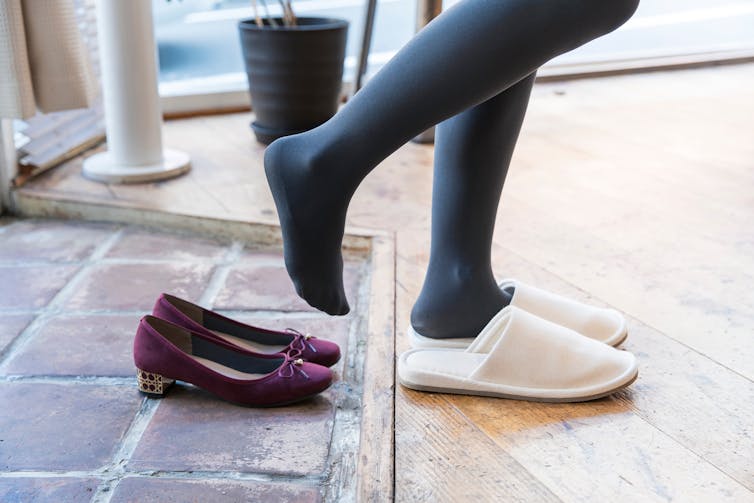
[154,0,416,88]
[154,0,754,96]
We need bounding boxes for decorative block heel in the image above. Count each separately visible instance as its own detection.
[136,368,175,397]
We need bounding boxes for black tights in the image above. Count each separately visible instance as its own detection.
[264,0,640,337]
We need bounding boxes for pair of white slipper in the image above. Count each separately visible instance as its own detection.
[398,279,638,402]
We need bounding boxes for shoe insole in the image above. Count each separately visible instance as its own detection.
[191,355,269,380]
[404,351,485,379]
[210,330,289,355]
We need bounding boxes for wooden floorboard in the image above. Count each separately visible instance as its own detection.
[15,63,754,501]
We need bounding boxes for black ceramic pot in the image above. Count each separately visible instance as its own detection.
[238,17,349,144]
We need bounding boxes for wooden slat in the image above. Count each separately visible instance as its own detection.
[394,253,561,502]
[356,234,397,501]
[485,246,754,493]
[396,390,562,503]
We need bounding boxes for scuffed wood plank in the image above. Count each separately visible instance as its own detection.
[486,246,754,494]
[454,395,754,503]
[356,234,397,501]
[394,252,560,502]
[396,390,562,503]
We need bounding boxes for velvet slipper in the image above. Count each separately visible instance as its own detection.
[153,293,341,367]
[399,306,637,402]
[134,315,333,407]
[409,279,627,349]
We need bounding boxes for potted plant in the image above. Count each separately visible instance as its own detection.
[238,1,349,144]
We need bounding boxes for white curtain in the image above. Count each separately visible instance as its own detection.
[0,0,95,119]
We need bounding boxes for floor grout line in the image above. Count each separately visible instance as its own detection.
[0,469,326,485]
[0,258,229,268]
[0,308,44,316]
[90,397,161,503]
[111,470,325,485]
[200,241,245,307]
[0,308,334,318]
[0,376,134,385]
[0,471,103,479]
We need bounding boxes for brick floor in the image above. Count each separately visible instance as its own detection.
[0,220,114,262]
[106,228,228,262]
[0,383,142,471]
[110,477,321,503]
[130,385,334,475]
[0,477,99,503]
[0,218,369,502]
[3,314,140,377]
[0,314,33,354]
[214,252,362,312]
[0,265,79,309]
[64,262,214,311]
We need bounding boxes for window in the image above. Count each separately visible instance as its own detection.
[154,0,417,114]
[154,0,754,113]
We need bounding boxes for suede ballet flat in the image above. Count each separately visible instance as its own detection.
[153,293,341,367]
[409,278,628,349]
[399,306,638,403]
[134,315,333,407]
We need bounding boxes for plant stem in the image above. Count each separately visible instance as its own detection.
[251,0,263,26]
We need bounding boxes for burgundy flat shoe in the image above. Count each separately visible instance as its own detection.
[134,315,333,407]
[152,293,341,367]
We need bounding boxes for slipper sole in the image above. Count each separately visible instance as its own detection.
[398,370,638,403]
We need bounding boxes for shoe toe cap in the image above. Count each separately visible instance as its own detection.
[299,362,334,394]
[306,339,341,367]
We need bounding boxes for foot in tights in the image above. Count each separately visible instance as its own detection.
[264,0,640,315]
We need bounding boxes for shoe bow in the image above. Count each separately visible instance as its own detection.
[278,355,310,379]
[285,328,318,358]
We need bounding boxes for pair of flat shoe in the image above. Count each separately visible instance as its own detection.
[133,294,340,407]
[399,280,637,402]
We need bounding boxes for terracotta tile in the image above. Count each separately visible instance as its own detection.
[64,263,214,311]
[0,383,142,470]
[3,314,139,377]
[213,259,362,312]
[0,477,98,503]
[214,263,315,311]
[0,265,79,309]
[0,314,34,354]
[111,477,320,503]
[129,386,334,476]
[0,220,115,262]
[106,228,228,261]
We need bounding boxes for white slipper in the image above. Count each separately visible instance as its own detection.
[399,306,638,402]
[409,279,627,348]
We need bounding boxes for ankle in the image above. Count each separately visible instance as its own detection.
[410,273,508,339]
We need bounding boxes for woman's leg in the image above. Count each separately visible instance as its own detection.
[264,0,640,314]
[411,73,535,339]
